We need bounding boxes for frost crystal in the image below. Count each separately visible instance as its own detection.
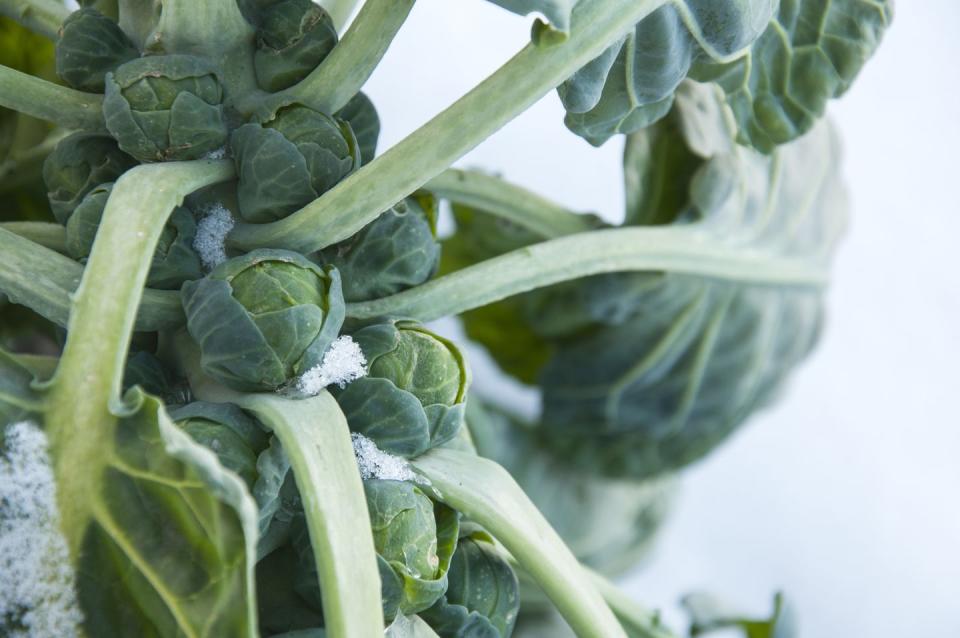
[297,336,367,395]
[351,433,416,482]
[203,146,227,160]
[193,203,235,271]
[0,421,83,638]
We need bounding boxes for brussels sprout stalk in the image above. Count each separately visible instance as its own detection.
[0,221,66,252]
[412,447,626,638]
[145,0,252,57]
[346,224,829,321]
[43,159,233,557]
[177,334,386,638]
[0,225,186,331]
[227,0,668,253]
[0,0,69,39]
[0,63,104,130]
[426,168,597,239]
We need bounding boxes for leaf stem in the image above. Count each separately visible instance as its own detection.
[0,63,105,130]
[239,0,414,119]
[322,0,363,31]
[228,0,667,253]
[178,336,386,638]
[586,570,677,638]
[45,159,233,556]
[346,225,828,321]
[143,0,252,58]
[0,221,66,252]
[427,168,596,238]
[0,0,69,39]
[412,447,626,638]
[0,226,186,331]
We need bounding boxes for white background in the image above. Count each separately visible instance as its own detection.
[362,2,960,636]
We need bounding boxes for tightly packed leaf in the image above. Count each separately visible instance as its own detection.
[293,479,460,621]
[181,249,345,391]
[232,104,360,222]
[334,322,469,458]
[41,132,136,224]
[319,196,440,302]
[254,0,338,91]
[103,54,229,162]
[55,8,138,92]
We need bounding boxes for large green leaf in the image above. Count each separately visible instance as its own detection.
[67,390,260,636]
[559,0,890,151]
[538,83,845,477]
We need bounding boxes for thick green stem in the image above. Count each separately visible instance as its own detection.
[0,0,69,39]
[0,226,185,331]
[144,0,253,58]
[412,447,626,638]
[0,221,66,252]
[427,168,596,238]
[179,337,385,638]
[0,64,104,130]
[346,225,828,321]
[228,0,666,253]
[45,160,233,556]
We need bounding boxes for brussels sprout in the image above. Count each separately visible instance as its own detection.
[103,54,229,162]
[42,132,136,224]
[333,322,469,458]
[319,196,440,302]
[254,0,338,92]
[293,479,460,621]
[231,104,359,222]
[181,249,346,391]
[421,527,520,638]
[122,350,173,398]
[170,401,269,486]
[66,187,204,290]
[55,8,138,92]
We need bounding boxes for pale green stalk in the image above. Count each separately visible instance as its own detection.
[427,168,597,238]
[412,447,627,638]
[179,337,386,638]
[0,64,104,130]
[228,0,667,253]
[0,0,69,39]
[346,225,828,321]
[586,570,676,638]
[0,221,66,252]
[45,160,233,556]
[0,226,185,331]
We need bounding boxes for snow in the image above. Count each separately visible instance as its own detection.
[193,203,235,271]
[203,146,228,160]
[351,433,416,482]
[0,421,83,638]
[296,336,368,395]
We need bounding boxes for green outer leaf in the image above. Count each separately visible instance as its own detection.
[692,0,893,152]
[335,91,380,165]
[227,0,667,253]
[411,447,627,638]
[76,390,260,636]
[557,0,776,146]
[0,62,105,130]
[180,339,386,638]
[44,159,234,560]
[55,7,139,92]
[0,225,186,331]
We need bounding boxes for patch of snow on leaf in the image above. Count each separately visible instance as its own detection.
[0,421,83,638]
[203,146,228,160]
[297,336,367,395]
[194,203,235,271]
[351,433,416,482]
